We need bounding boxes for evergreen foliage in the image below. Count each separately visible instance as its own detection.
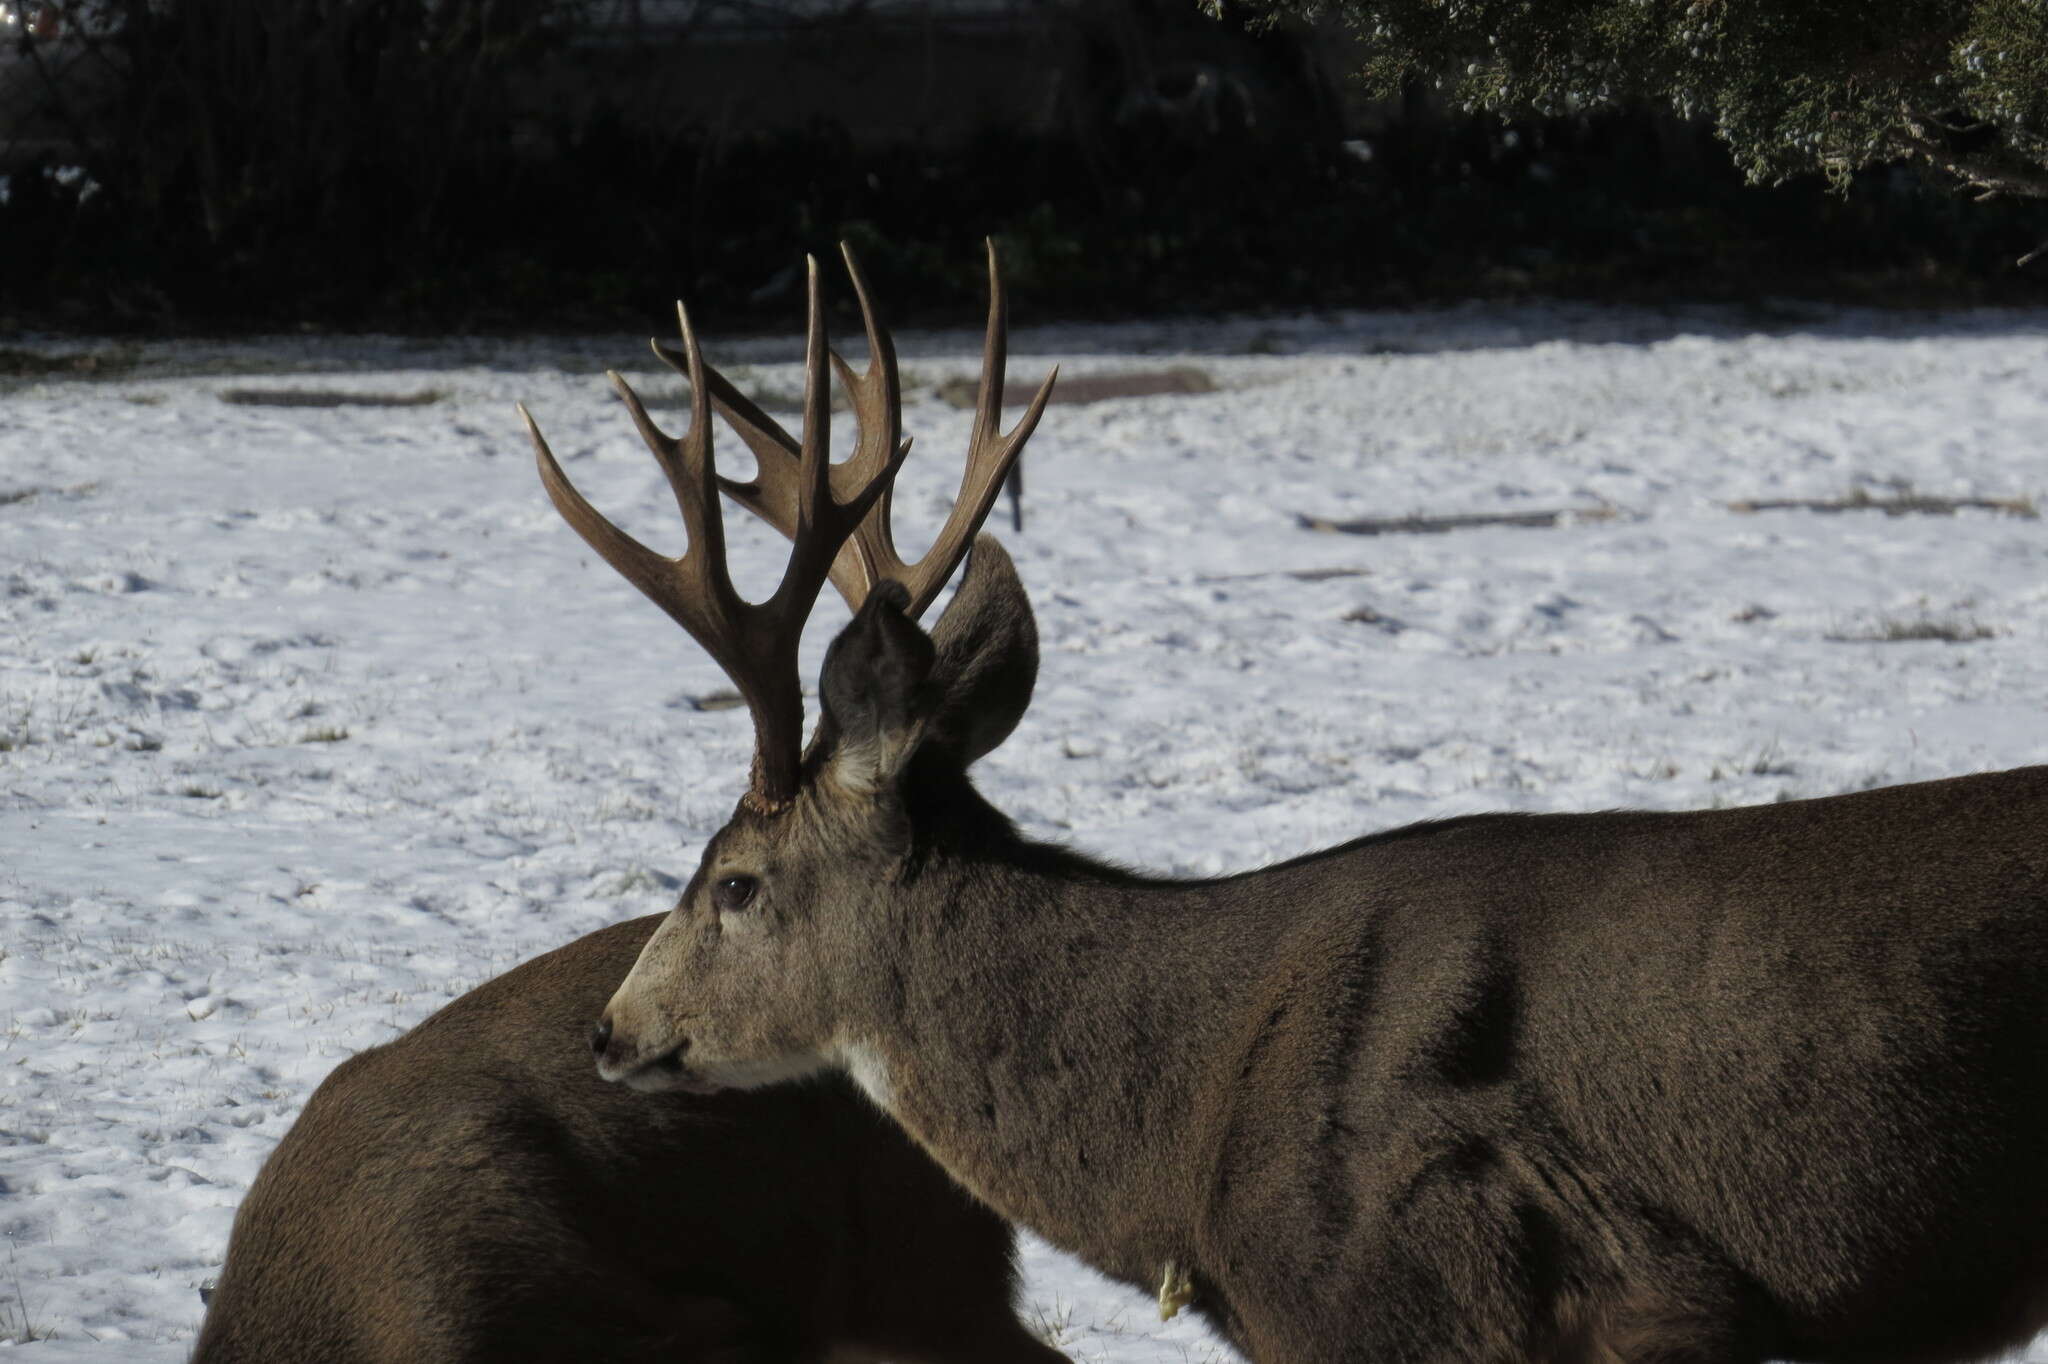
[1221,0,2048,210]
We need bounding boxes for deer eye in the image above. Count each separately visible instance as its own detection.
[712,875,758,913]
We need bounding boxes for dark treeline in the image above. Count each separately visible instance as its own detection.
[2,0,2045,334]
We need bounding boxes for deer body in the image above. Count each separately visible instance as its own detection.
[794,768,2048,1363]
[193,915,1066,1364]
[526,245,2048,1364]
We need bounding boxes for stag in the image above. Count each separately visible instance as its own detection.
[190,252,1074,1364]
[530,245,2048,1364]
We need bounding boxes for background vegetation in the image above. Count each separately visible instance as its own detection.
[1227,0,2048,204]
[2,0,2044,333]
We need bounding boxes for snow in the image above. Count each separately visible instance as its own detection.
[4,300,2048,1359]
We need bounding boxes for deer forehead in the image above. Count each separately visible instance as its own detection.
[698,796,882,885]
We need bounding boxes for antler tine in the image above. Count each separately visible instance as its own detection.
[888,238,1057,618]
[671,243,1053,624]
[658,262,901,610]
[525,308,738,648]
[645,343,877,609]
[767,257,909,620]
[824,242,910,601]
[686,243,1054,623]
[527,275,904,812]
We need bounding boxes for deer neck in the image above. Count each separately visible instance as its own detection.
[831,828,1253,1290]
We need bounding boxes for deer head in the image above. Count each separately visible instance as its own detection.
[523,243,1055,1094]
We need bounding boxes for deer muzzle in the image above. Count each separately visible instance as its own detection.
[591,1001,716,1094]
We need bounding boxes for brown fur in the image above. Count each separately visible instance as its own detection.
[192,914,1068,1364]
[597,541,2048,1364]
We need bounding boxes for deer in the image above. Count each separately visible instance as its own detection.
[527,242,2048,1364]
[189,254,1076,1364]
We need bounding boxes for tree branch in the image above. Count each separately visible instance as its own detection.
[1892,107,2048,200]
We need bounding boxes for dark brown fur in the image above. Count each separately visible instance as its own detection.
[192,914,1067,1364]
[598,542,2048,1364]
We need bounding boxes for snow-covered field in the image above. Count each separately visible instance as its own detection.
[5,299,2048,1361]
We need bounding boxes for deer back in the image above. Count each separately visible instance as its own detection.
[192,914,1059,1363]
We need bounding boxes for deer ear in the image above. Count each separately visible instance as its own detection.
[816,538,1036,796]
[818,580,938,795]
[921,536,1037,768]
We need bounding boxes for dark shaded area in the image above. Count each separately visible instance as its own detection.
[1,1,2045,335]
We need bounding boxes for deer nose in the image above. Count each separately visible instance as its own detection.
[589,1015,614,1059]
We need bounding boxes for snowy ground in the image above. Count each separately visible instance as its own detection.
[4,298,2048,1360]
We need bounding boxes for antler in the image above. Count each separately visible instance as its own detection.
[521,258,909,813]
[522,245,1053,813]
[708,239,1057,620]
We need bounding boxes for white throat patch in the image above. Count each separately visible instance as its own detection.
[837,1039,895,1110]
